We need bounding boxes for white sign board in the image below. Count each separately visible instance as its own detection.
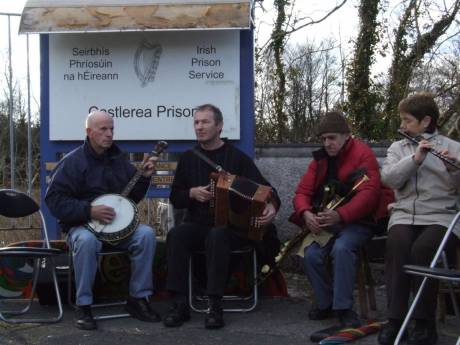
[49,31,240,140]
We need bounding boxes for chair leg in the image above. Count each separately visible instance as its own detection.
[0,259,40,315]
[437,286,446,323]
[356,247,377,319]
[189,248,258,313]
[0,257,63,324]
[67,250,130,320]
[441,252,460,328]
[363,251,377,311]
[357,249,369,319]
[395,276,429,345]
[67,251,76,309]
[250,249,258,311]
[49,257,64,322]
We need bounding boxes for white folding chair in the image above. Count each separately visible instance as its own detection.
[394,211,460,345]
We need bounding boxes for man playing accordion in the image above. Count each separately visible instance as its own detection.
[163,104,281,329]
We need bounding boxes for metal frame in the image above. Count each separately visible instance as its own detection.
[0,13,34,200]
[67,249,131,320]
[0,189,63,323]
[395,211,460,345]
[188,247,258,313]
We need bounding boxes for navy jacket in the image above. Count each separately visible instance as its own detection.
[45,139,150,232]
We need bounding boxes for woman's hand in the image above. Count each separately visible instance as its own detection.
[413,140,432,165]
[437,148,459,172]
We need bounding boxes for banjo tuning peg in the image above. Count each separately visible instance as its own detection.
[152,141,168,157]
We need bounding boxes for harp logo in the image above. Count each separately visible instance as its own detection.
[134,39,162,87]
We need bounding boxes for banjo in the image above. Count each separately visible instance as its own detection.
[86,141,168,245]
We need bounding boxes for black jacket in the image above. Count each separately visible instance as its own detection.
[170,142,281,226]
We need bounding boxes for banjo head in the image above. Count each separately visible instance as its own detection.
[90,194,136,234]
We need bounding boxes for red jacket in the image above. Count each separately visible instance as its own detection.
[290,138,393,227]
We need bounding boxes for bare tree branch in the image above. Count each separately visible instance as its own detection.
[284,0,348,35]
[258,0,348,52]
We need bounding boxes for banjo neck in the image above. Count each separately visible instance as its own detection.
[121,170,144,197]
[120,141,168,198]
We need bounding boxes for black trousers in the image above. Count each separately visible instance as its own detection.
[385,224,457,321]
[165,222,250,297]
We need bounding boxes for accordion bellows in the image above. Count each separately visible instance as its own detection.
[210,172,272,241]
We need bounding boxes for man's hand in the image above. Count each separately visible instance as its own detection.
[316,209,341,228]
[257,202,277,226]
[303,210,321,234]
[190,185,213,203]
[141,153,157,178]
[91,205,116,224]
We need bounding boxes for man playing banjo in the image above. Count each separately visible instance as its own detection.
[46,110,160,330]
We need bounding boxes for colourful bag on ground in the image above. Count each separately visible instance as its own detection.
[319,321,383,344]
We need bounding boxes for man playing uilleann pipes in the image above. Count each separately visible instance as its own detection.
[289,111,393,328]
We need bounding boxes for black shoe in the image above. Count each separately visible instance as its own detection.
[378,319,406,345]
[163,302,191,327]
[337,309,363,328]
[204,299,224,329]
[76,305,97,330]
[308,305,333,320]
[125,296,161,322]
[408,319,437,345]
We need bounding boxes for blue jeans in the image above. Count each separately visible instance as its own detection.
[67,224,156,306]
[303,223,371,310]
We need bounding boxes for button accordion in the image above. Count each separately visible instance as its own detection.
[210,172,273,241]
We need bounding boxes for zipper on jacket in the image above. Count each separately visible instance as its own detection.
[411,171,419,224]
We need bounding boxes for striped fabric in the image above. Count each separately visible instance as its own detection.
[319,321,383,344]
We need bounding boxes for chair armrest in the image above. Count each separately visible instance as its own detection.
[0,247,63,257]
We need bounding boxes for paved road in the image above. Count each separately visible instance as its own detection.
[1,296,458,345]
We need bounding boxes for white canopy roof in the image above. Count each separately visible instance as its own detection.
[19,0,252,34]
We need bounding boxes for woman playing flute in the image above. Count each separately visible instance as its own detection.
[378,92,460,345]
